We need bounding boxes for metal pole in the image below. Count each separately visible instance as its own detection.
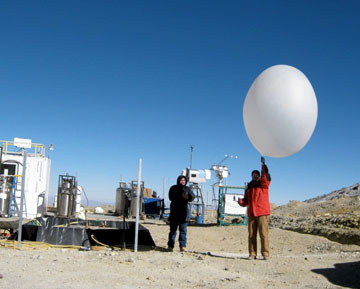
[190,145,194,169]
[17,149,27,248]
[0,146,3,173]
[134,158,142,252]
[206,189,208,209]
[218,154,229,165]
[162,176,165,199]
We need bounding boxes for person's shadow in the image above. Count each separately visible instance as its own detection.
[312,261,360,288]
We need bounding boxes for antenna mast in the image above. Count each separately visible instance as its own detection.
[190,145,194,169]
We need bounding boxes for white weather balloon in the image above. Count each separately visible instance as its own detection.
[243,65,318,157]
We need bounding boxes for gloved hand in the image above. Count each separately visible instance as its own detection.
[261,156,265,165]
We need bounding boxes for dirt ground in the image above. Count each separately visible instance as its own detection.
[1,218,360,289]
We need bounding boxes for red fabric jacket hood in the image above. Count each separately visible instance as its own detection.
[239,164,271,217]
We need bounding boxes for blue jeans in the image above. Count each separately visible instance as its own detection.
[167,221,187,248]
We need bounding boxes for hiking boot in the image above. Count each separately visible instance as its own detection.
[180,247,187,252]
[247,256,256,260]
[167,246,174,252]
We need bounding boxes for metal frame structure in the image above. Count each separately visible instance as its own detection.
[0,145,26,217]
[0,146,2,172]
[216,185,248,226]
[56,175,78,218]
[0,140,45,157]
[187,183,206,224]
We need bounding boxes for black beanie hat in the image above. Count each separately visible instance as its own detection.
[251,170,260,176]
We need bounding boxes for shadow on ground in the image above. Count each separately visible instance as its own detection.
[312,261,360,288]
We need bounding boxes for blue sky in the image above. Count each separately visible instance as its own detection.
[1,1,359,205]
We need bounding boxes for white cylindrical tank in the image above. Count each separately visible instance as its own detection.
[74,185,83,215]
[54,193,57,207]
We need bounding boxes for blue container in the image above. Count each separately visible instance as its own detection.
[143,198,164,217]
[188,204,205,224]
[195,214,204,224]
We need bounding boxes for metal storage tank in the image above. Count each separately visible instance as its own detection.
[115,182,129,216]
[56,175,76,218]
[0,176,12,216]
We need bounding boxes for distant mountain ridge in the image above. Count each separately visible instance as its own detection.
[304,182,360,203]
[48,195,113,207]
[87,199,113,207]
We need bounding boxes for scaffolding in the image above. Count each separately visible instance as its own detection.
[187,183,205,224]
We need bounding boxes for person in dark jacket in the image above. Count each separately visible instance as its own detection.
[239,156,271,260]
[167,175,195,252]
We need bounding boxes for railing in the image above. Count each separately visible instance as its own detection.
[0,140,46,157]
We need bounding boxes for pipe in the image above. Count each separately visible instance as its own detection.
[17,150,27,248]
[134,158,142,252]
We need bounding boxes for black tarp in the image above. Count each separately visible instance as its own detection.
[143,198,164,218]
[17,216,156,249]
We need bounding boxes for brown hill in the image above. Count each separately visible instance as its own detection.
[270,183,360,245]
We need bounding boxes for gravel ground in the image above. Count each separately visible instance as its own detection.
[1,220,359,289]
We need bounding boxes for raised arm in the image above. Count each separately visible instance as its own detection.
[260,164,271,188]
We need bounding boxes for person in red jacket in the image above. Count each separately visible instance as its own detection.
[238,156,271,260]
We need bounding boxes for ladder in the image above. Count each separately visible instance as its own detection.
[8,175,27,217]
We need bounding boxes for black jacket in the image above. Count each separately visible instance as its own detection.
[169,176,195,223]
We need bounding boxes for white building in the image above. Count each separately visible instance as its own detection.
[0,138,51,218]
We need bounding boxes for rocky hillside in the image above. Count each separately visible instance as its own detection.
[304,182,360,203]
[270,183,360,245]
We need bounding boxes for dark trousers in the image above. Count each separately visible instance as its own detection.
[167,220,187,248]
